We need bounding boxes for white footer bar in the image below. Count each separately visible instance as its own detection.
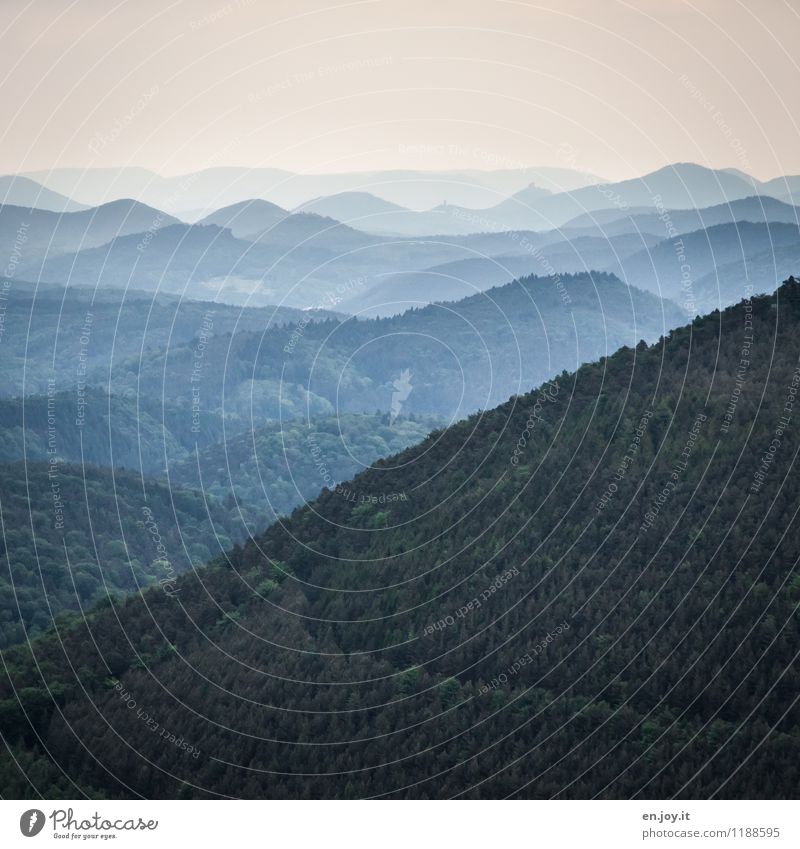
[2,800,797,848]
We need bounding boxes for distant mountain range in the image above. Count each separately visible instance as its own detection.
[15,165,603,214]
[198,198,289,237]
[9,164,800,232]
[415,163,797,235]
[2,162,798,320]
[295,191,410,225]
[345,232,661,317]
[0,175,87,213]
[0,200,180,271]
[606,221,800,309]
[18,221,478,307]
[560,195,800,238]
[236,165,800,237]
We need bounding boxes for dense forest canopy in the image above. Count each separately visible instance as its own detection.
[2,279,799,798]
[0,462,242,648]
[0,413,436,650]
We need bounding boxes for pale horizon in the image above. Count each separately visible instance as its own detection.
[12,159,800,183]
[1,0,798,182]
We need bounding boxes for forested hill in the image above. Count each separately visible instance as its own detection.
[0,463,243,648]
[111,272,684,424]
[2,279,800,798]
[168,413,438,531]
[0,282,338,397]
[0,410,434,649]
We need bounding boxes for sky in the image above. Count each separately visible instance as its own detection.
[1,0,799,181]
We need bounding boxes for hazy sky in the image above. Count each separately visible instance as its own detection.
[1,0,798,180]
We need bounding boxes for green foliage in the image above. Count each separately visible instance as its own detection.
[169,413,436,529]
[0,462,245,648]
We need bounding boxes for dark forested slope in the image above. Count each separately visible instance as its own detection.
[2,279,800,799]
